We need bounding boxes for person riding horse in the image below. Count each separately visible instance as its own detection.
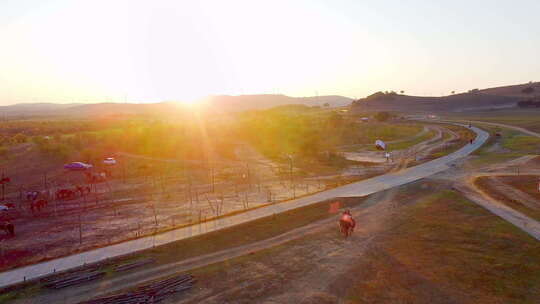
[339,209,356,237]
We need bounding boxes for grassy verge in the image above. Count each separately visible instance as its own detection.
[387,129,436,151]
[473,123,540,154]
[474,176,540,221]
[358,122,424,143]
[346,190,540,303]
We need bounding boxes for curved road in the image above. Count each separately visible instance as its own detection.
[0,124,489,289]
[454,119,540,138]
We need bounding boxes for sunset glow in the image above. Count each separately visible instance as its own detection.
[1,0,539,104]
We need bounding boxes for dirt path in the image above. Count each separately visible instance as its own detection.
[341,124,445,164]
[422,125,458,155]
[337,125,429,150]
[443,149,540,241]
[454,179,540,241]
[482,176,540,210]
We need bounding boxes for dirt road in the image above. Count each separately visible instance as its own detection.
[455,180,540,241]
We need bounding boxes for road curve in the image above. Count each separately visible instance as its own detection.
[455,120,540,138]
[0,124,489,289]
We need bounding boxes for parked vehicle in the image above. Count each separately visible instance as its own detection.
[375,139,386,150]
[0,203,14,211]
[64,162,93,170]
[103,157,117,165]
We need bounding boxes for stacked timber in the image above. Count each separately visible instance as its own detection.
[79,274,196,304]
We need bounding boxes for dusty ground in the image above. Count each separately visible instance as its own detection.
[4,144,540,303]
[160,180,540,304]
[0,141,380,272]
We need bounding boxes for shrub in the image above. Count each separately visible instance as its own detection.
[12,133,27,143]
[374,111,391,122]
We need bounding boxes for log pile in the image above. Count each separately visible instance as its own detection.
[41,258,155,289]
[113,259,155,273]
[80,274,196,304]
[43,271,106,289]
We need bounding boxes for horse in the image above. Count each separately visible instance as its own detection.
[30,199,48,213]
[339,211,356,238]
[56,189,75,200]
[0,221,15,237]
[75,185,91,197]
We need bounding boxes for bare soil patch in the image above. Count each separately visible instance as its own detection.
[475,176,540,221]
[154,183,540,304]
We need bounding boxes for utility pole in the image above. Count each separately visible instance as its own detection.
[246,162,251,191]
[151,202,158,228]
[78,213,82,245]
[1,171,4,201]
[122,162,126,184]
[210,164,215,193]
[287,155,295,199]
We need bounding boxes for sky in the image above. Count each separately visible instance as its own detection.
[0,0,539,105]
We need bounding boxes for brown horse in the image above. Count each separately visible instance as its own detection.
[30,199,48,213]
[56,189,75,200]
[0,221,15,237]
[339,211,356,238]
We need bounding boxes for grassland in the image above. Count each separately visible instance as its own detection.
[469,122,540,167]
[357,122,423,144]
[385,129,436,151]
[345,190,540,303]
[445,108,540,133]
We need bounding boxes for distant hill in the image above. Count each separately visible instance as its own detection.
[349,83,540,113]
[478,82,540,97]
[0,95,352,118]
[202,94,352,112]
[0,103,81,116]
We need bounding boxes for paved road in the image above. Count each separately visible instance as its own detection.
[0,124,489,289]
[455,120,540,138]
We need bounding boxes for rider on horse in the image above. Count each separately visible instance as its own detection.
[339,209,356,237]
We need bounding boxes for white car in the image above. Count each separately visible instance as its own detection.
[0,203,14,211]
[103,157,117,165]
[375,139,386,150]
